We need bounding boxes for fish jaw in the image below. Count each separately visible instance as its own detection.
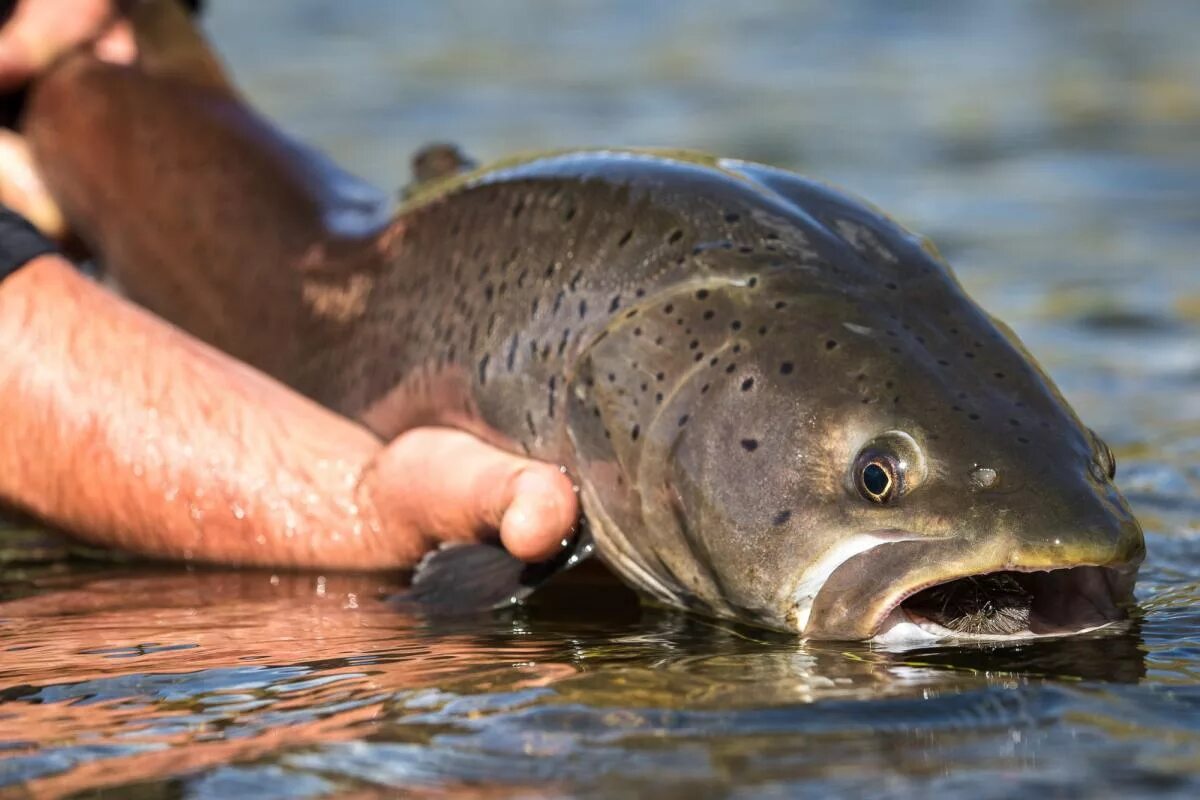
[794,526,1143,642]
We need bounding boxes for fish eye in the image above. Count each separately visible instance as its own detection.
[855,452,901,504]
[1098,439,1116,480]
[1089,429,1117,481]
[850,431,925,504]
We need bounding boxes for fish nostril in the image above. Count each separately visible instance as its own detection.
[970,467,999,490]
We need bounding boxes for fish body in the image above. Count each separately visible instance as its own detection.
[22,3,1144,641]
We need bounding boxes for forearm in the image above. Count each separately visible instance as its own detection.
[0,257,427,569]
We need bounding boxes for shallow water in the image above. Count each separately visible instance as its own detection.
[3,0,1200,796]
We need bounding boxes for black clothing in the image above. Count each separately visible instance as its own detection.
[0,205,56,282]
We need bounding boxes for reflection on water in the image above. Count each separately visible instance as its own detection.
[0,566,1184,797]
[3,0,1200,796]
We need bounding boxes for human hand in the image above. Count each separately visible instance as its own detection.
[365,428,580,564]
[0,0,133,91]
[0,128,63,237]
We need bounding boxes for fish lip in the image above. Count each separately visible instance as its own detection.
[800,536,1143,642]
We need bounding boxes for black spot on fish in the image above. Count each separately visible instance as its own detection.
[618,230,633,247]
[703,310,715,320]
[525,411,536,436]
[741,438,758,451]
[741,377,754,391]
[995,372,1006,379]
[609,296,621,312]
[478,354,489,384]
[656,371,665,381]
[964,351,976,359]
[1009,419,1021,426]
[689,340,700,349]
[564,206,576,221]
[625,309,638,319]
[780,362,794,374]
[634,327,642,336]
[772,510,792,526]
[696,289,710,300]
[825,340,838,350]
[747,277,758,288]
[886,282,898,290]
[664,304,674,314]
[655,392,663,404]
[759,326,768,336]
[631,425,640,441]
[484,283,495,302]
[1018,436,1031,444]
[968,413,981,421]
[725,212,740,223]
[506,334,519,371]
[678,414,690,427]
[668,229,683,244]
[725,363,737,374]
[548,376,557,418]
[701,383,711,394]
[731,320,743,331]
[578,300,588,319]
[774,301,787,310]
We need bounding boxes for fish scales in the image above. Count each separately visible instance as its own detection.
[21,0,1144,642]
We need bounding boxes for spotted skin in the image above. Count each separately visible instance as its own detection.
[23,8,1144,639]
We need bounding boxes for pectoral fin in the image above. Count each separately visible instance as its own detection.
[402,527,594,616]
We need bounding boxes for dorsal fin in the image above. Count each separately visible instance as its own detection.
[123,0,234,94]
[402,142,477,198]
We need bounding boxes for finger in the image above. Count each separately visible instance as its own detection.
[496,463,579,562]
[374,428,579,563]
[0,129,65,238]
[0,31,42,90]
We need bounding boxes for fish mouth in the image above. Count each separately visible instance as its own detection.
[874,565,1133,644]
[800,538,1141,642]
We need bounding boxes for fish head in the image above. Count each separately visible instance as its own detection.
[603,280,1143,642]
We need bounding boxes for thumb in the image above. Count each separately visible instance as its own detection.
[370,428,580,564]
[0,32,43,91]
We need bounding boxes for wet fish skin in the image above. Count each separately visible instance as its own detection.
[22,4,1144,640]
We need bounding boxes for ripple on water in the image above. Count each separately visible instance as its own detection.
[3,0,1200,796]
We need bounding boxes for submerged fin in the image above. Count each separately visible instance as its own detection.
[401,142,478,199]
[125,0,235,94]
[403,526,595,616]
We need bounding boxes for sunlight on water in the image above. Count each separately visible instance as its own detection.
[2,0,1199,796]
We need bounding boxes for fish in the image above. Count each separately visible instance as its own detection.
[21,0,1144,642]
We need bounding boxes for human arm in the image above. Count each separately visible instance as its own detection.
[0,254,577,569]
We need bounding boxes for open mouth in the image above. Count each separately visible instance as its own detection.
[877,565,1131,643]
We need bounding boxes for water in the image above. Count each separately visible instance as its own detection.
[3,0,1200,796]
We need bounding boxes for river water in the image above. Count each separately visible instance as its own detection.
[3,1,1200,796]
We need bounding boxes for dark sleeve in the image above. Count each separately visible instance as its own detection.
[0,206,57,283]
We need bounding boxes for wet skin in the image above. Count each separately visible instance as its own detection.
[21,4,1144,641]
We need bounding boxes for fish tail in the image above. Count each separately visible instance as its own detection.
[122,0,234,94]
[24,2,393,398]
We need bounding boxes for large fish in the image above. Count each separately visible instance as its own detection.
[22,1,1144,642]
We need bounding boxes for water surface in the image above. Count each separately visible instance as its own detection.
[3,1,1200,796]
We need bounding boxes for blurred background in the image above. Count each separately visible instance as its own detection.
[3,1,1200,796]
[208,0,1200,505]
